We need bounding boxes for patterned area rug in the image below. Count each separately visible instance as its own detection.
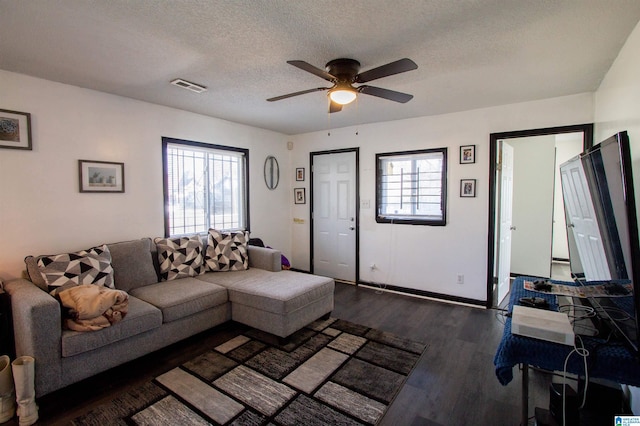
[71,318,427,425]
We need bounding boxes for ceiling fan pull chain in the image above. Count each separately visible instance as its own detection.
[355,96,360,136]
[327,97,332,136]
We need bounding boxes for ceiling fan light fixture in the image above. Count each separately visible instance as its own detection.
[329,86,357,105]
[268,57,417,109]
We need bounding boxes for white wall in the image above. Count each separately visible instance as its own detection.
[595,21,640,173]
[593,20,640,414]
[0,70,291,280]
[291,94,594,302]
[509,135,556,277]
[0,70,597,303]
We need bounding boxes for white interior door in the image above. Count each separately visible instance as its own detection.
[509,136,556,277]
[312,151,357,281]
[560,157,611,280]
[497,141,514,304]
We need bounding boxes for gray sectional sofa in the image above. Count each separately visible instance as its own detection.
[4,238,334,397]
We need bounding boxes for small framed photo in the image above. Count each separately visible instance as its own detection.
[0,109,32,150]
[460,145,475,164]
[79,160,125,193]
[294,187,306,204]
[296,167,305,181]
[460,179,476,197]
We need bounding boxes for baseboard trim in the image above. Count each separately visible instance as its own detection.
[357,280,485,308]
[287,271,486,307]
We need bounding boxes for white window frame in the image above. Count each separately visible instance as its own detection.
[162,137,249,237]
[376,148,447,225]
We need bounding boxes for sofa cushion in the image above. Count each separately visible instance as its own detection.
[217,270,334,315]
[129,277,228,323]
[155,235,205,281]
[195,268,267,288]
[205,229,249,272]
[61,296,162,357]
[108,238,159,292]
[27,245,114,292]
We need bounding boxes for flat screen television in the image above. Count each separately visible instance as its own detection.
[559,131,640,353]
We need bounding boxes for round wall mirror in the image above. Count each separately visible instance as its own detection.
[264,155,280,190]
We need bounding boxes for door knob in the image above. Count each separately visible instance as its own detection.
[349,226,355,231]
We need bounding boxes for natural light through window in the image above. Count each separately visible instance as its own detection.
[162,138,248,236]
[376,148,447,225]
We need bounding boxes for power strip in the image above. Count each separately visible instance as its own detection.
[511,305,575,346]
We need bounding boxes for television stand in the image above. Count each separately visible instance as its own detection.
[534,380,628,426]
[494,277,640,426]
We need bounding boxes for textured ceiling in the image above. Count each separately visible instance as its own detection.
[1,1,639,135]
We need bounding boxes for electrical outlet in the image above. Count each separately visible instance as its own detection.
[457,274,464,285]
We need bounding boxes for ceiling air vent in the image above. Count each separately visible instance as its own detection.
[170,78,208,94]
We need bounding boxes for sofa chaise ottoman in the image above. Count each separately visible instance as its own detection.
[196,262,334,338]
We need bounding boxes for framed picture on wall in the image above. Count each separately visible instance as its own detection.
[460,179,476,197]
[0,109,32,150]
[294,187,306,204]
[460,145,475,164]
[79,160,125,193]
[296,167,305,181]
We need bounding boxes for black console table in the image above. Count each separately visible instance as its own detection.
[494,276,640,425]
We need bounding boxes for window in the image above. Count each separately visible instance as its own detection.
[376,148,447,225]
[162,137,249,237]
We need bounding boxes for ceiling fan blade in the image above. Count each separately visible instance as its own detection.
[329,101,343,113]
[287,60,336,82]
[355,58,418,83]
[267,87,328,102]
[358,85,414,103]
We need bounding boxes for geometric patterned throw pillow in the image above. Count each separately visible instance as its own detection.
[36,245,114,290]
[154,235,205,281]
[204,229,249,272]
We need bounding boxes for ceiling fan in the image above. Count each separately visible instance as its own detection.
[267,58,418,113]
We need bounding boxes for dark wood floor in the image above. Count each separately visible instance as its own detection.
[332,283,550,425]
[12,282,552,426]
